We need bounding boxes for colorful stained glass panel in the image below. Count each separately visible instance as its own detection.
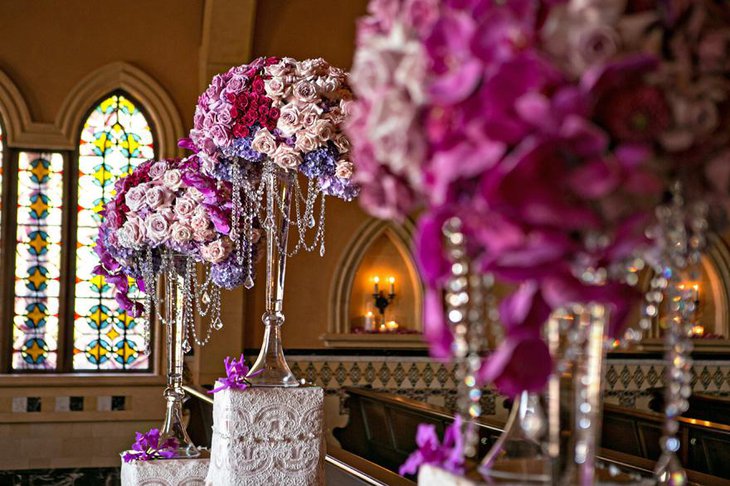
[73,93,154,371]
[12,152,64,370]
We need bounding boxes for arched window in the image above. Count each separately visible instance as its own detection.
[72,92,155,371]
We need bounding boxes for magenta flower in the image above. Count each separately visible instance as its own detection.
[122,428,179,462]
[479,336,552,398]
[399,415,465,477]
[209,354,262,393]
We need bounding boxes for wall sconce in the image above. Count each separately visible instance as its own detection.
[372,276,396,325]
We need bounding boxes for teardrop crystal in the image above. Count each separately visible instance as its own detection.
[182,339,191,353]
[201,292,211,305]
[213,318,223,330]
[319,245,325,257]
[244,276,255,289]
[308,214,315,228]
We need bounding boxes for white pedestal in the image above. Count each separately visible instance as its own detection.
[206,385,325,486]
[121,453,210,485]
[418,465,482,486]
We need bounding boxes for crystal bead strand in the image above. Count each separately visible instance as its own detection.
[464,270,486,457]
[442,216,480,457]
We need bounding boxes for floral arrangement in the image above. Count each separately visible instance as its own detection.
[209,354,261,393]
[189,56,358,201]
[399,416,465,477]
[350,0,730,397]
[122,428,179,462]
[94,157,260,313]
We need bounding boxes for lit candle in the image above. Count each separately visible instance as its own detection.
[373,276,380,294]
[388,276,395,295]
[364,311,374,331]
[386,320,399,332]
[379,323,387,333]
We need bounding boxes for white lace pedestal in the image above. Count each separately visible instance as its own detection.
[120,454,210,485]
[418,465,481,485]
[206,385,325,486]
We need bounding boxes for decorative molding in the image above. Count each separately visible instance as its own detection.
[325,217,424,346]
[0,63,184,157]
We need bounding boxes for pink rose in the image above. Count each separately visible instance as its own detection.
[293,80,318,104]
[203,112,217,129]
[163,169,183,191]
[314,119,336,143]
[266,59,296,78]
[175,196,197,219]
[227,75,246,92]
[277,104,301,136]
[191,210,211,231]
[316,74,341,94]
[118,216,147,249]
[272,144,302,171]
[294,130,320,153]
[332,133,351,154]
[210,124,232,147]
[265,77,289,99]
[149,161,169,180]
[170,222,193,244]
[145,213,171,245]
[298,58,329,77]
[299,105,320,129]
[201,238,233,264]
[216,104,233,126]
[125,186,147,212]
[187,187,207,203]
[335,160,354,179]
[251,128,279,156]
[145,185,174,209]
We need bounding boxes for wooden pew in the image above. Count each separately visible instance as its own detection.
[335,387,730,484]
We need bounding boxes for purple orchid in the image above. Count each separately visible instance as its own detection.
[122,428,179,462]
[399,415,466,477]
[209,354,262,393]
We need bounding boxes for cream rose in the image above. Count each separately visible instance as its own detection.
[149,161,168,180]
[124,186,147,212]
[251,128,278,156]
[174,196,197,219]
[277,104,301,136]
[313,119,336,143]
[294,130,320,153]
[272,144,302,171]
[293,80,318,104]
[201,238,233,264]
[335,160,354,180]
[145,185,174,209]
[145,213,171,245]
[117,216,147,249]
[163,169,183,191]
[170,222,193,244]
[264,77,289,100]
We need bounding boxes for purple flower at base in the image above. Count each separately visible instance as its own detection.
[210,354,262,393]
[122,428,179,462]
[399,415,465,477]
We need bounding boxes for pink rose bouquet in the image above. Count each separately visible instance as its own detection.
[94,157,257,315]
[188,56,358,201]
[349,0,730,397]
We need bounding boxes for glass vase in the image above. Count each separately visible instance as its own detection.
[479,390,550,483]
[159,263,200,458]
[246,170,299,387]
[559,303,609,486]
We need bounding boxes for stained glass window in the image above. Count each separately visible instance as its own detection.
[12,152,64,370]
[73,93,154,371]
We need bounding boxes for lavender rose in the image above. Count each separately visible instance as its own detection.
[293,80,318,104]
[272,144,303,171]
[145,185,174,209]
[175,196,197,219]
[210,124,232,147]
[201,238,233,264]
[125,186,147,212]
[145,213,171,245]
[163,169,183,191]
[149,161,169,180]
[335,161,354,179]
[278,104,301,136]
[118,216,147,249]
[251,128,278,156]
[170,222,193,244]
[294,130,320,153]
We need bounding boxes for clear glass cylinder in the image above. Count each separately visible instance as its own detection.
[246,170,298,387]
[160,264,200,458]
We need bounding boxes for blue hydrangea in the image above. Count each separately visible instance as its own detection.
[301,144,338,179]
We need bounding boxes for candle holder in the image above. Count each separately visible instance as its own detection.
[371,276,396,325]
